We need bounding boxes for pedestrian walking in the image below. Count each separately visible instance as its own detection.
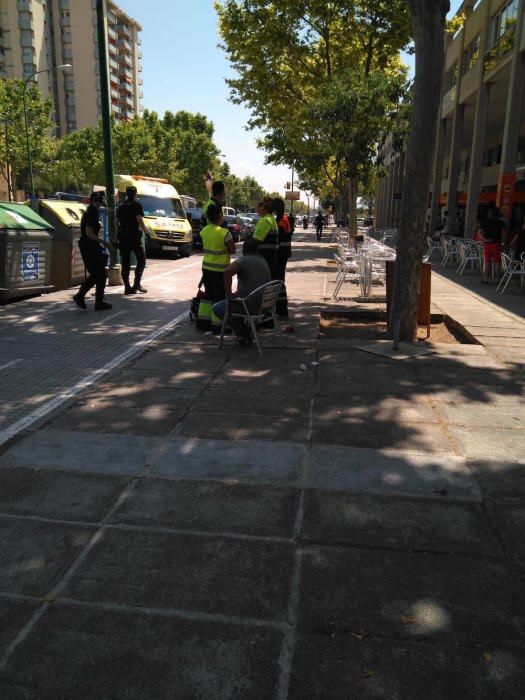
[197,203,236,333]
[315,210,324,241]
[73,192,112,311]
[252,197,279,277]
[273,197,292,317]
[479,208,506,283]
[117,186,149,295]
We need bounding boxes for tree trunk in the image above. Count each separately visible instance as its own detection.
[389,0,449,341]
[348,177,358,237]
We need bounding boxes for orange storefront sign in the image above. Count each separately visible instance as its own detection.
[496,172,516,216]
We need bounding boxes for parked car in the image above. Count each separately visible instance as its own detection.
[244,212,260,224]
[239,215,254,239]
[223,214,243,242]
[186,206,204,247]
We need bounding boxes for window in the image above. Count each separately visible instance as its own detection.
[483,149,493,167]
[496,144,502,164]
[492,0,519,45]
[517,137,525,164]
[446,62,458,90]
[463,34,480,73]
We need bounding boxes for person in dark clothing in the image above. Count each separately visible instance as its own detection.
[315,211,324,241]
[273,197,292,317]
[117,186,149,295]
[479,208,506,283]
[73,192,112,311]
[202,180,226,225]
[510,220,525,262]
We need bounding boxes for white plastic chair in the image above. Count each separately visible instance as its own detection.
[425,236,441,262]
[218,280,284,356]
[497,252,525,294]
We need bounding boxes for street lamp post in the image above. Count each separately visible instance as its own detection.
[23,63,71,197]
[2,119,12,202]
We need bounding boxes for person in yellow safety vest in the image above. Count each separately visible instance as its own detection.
[201,180,226,227]
[197,202,236,333]
[252,197,279,278]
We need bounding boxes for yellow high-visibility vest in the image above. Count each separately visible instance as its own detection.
[201,223,231,272]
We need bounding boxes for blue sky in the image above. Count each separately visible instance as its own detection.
[118,0,464,196]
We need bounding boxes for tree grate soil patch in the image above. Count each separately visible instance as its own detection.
[319,311,473,344]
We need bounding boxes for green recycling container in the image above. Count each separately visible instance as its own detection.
[39,200,87,290]
[0,202,54,304]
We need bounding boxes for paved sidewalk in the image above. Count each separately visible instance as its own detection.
[0,233,524,698]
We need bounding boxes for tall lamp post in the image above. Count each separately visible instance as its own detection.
[23,63,71,197]
[2,119,12,202]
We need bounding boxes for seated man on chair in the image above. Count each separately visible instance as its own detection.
[213,237,271,343]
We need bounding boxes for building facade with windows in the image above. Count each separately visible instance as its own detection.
[375,0,525,237]
[0,0,143,135]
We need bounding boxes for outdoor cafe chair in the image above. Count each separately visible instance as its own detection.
[333,252,358,299]
[456,240,481,274]
[425,236,442,262]
[441,237,460,266]
[497,252,525,294]
[218,280,284,357]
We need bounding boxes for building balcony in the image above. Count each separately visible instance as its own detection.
[109,57,118,71]
[17,1,31,10]
[441,85,457,115]
[116,23,131,38]
[119,66,133,80]
[111,87,119,99]
[117,38,132,52]
[484,26,515,76]
[117,52,132,67]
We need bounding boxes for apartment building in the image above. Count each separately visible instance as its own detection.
[0,0,143,135]
[375,0,525,237]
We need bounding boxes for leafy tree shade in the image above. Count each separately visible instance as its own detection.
[389,0,449,341]
[216,0,410,232]
[0,79,56,193]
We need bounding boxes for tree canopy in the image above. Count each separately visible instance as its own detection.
[0,79,56,193]
[216,0,411,224]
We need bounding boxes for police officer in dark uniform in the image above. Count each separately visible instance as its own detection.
[273,197,292,317]
[117,186,149,295]
[73,192,112,311]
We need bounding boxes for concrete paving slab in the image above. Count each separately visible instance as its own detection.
[486,501,525,559]
[47,396,191,437]
[470,459,525,501]
[0,603,282,699]
[298,545,522,645]
[0,468,127,522]
[208,372,313,393]
[289,633,525,700]
[64,528,294,621]
[111,478,299,538]
[124,368,215,390]
[179,411,309,442]
[312,416,449,452]
[130,350,225,373]
[87,374,202,400]
[0,430,161,476]
[313,394,437,424]
[191,389,306,416]
[316,372,421,398]
[479,337,525,347]
[310,445,479,499]
[0,519,93,597]
[0,598,39,656]
[450,426,525,460]
[150,437,305,484]
[302,491,499,555]
[437,403,524,430]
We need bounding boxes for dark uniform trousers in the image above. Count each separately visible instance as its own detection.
[275,247,290,316]
[120,234,146,289]
[78,238,107,305]
[197,269,226,332]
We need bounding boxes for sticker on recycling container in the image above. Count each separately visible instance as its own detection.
[22,244,39,281]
